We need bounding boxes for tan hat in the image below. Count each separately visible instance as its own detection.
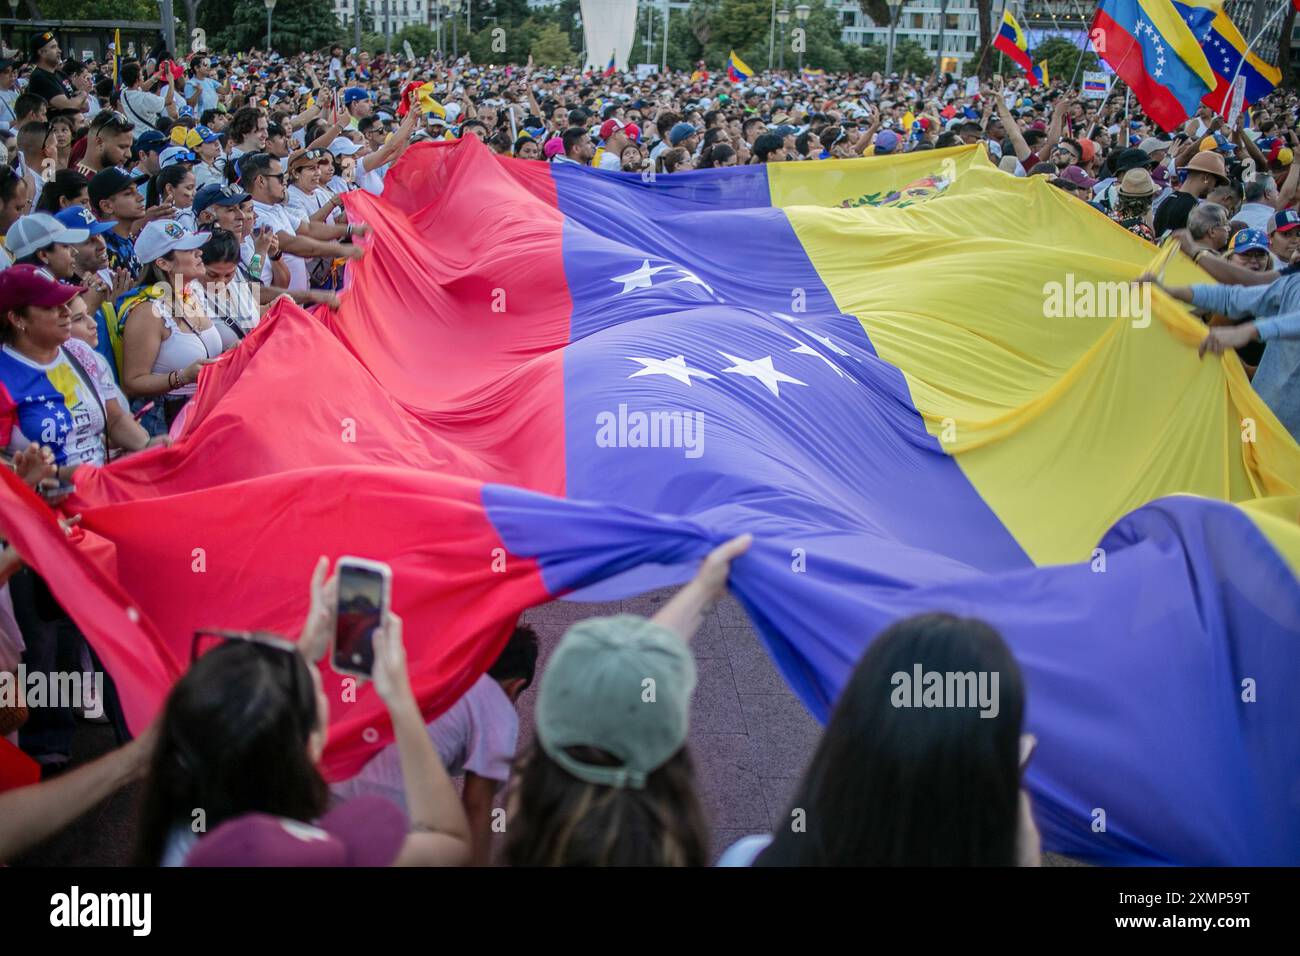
[1118,167,1156,198]
[1180,150,1229,183]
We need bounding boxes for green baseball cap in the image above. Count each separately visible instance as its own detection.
[536,615,695,790]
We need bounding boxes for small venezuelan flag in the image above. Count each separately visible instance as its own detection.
[727,50,754,83]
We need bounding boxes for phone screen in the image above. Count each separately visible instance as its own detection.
[332,560,388,677]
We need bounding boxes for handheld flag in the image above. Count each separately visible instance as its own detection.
[727,50,754,83]
[112,28,121,88]
[1031,59,1049,86]
[993,10,1041,85]
[604,50,616,77]
[396,81,444,119]
[801,67,826,82]
[1091,0,1217,131]
[1171,0,1281,116]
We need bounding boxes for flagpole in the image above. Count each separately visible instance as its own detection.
[1217,0,1289,116]
[1067,0,1093,87]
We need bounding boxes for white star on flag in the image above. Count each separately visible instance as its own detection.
[674,269,714,295]
[611,259,670,294]
[798,327,856,361]
[627,354,717,386]
[790,340,845,377]
[718,351,808,398]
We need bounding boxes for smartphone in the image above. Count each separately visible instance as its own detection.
[331,556,391,678]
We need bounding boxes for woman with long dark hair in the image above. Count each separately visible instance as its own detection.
[137,558,471,866]
[723,613,1040,866]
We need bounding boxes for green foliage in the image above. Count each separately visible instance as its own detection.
[530,22,575,67]
[890,37,935,76]
[36,0,157,18]
[1030,35,1097,84]
[394,25,438,57]
[200,0,342,55]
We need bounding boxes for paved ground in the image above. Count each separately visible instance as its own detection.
[14,587,1079,866]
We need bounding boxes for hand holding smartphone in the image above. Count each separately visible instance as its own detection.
[331,556,392,679]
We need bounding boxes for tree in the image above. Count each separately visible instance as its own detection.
[890,37,934,77]
[394,25,437,57]
[201,0,341,55]
[1279,2,1296,89]
[974,0,992,78]
[1031,35,1097,86]
[529,22,574,67]
[35,0,156,16]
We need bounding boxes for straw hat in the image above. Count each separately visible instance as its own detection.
[1118,168,1156,198]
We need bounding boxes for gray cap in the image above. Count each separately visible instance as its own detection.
[536,615,695,790]
[5,213,89,260]
[1137,136,1170,156]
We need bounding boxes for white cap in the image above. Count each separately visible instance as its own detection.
[327,136,362,156]
[134,219,210,265]
[159,145,197,169]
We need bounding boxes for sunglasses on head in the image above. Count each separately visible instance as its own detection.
[191,627,299,664]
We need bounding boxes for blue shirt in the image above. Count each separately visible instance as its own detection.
[103,229,139,277]
[1190,274,1300,441]
[184,77,220,113]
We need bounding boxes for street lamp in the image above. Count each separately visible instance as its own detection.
[449,0,461,60]
[884,0,904,76]
[776,7,790,72]
[794,3,809,73]
[263,0,277,54]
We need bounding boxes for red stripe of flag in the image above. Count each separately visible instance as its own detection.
[1091,7,1190,132]
[994,33,1035,74]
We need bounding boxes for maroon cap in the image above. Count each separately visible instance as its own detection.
[0,264,85,313]
[1053,164,1099,191]
[184,795,408,867]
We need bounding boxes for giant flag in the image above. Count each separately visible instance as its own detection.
[1092,0,1219,130]
[2,141,1299,866]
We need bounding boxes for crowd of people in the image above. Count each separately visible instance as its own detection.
[0,28,1295,866]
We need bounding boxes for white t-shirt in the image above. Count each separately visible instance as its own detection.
[240,234,272,285]
[192,160,223,191]
[204,277,261,351]
[120,87,168,129]
[332,674,519,818]
[252,199,310,291]
[355,153,389,196]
